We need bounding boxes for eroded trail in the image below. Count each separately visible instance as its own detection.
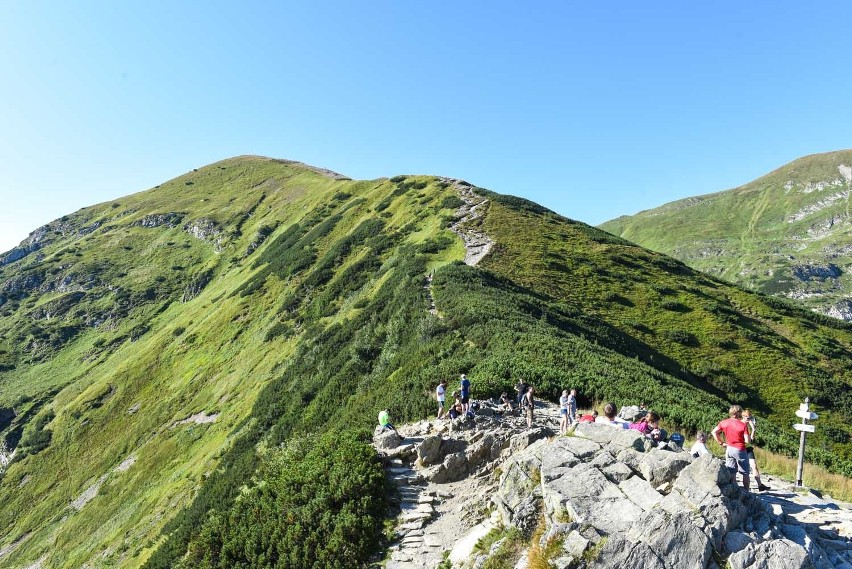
[444,179,494,266]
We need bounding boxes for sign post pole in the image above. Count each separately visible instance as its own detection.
[793,397,818,487]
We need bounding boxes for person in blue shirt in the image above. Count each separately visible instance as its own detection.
[460,373,471,413]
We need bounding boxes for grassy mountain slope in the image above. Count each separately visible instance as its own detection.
[600,150,852,318]
[0,157,850,568]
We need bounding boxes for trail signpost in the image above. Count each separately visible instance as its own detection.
[794,398,818,487]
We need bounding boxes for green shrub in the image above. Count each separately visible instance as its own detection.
[179,430,387,569]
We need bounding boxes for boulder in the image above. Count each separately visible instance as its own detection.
[417,435,443,466]
[545,462,643,535]
[442,452,468,482]
[637,448,691,488]
[618,405,646,422]
[590,535,665,569]
[728,538,812,569]
[510,426,553,453]
[374,429,404,450]
[604,427,651,453]
[627,509,713,569]
[619,475,663,512]
[574,422,621,445]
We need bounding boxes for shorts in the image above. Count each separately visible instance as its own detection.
[437,399,445,408]
[746,446,756,460]
[526,406,534,420]
[559,408,568,416]
[461,396,470,404]
[725,446,750,475]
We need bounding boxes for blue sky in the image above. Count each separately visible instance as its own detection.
[2,1,851,253]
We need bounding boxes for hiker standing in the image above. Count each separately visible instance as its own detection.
[742,410,771,491]
[436,380,447,420]
[515,379,528,408]
[524,386,535,429]
[460,373,471,413]
[567,388,578,426]
[712,405,751,491]
[559,390,570,434]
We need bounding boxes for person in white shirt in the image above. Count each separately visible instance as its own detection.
[595,402,628,429]
[690,431,710,458]
[436,380,447,419]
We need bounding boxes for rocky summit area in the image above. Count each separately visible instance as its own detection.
[373,401,852,569]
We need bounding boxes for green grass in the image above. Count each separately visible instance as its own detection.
[0,156,850,567]
[599,149,852,315]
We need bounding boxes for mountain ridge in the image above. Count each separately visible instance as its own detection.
[0,156,850,567]
[600,150,852,319]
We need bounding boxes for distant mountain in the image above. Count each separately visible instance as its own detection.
[0,156,850,567]
[600,150,852,320]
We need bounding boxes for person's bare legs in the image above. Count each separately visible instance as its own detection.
[743,474,750,491]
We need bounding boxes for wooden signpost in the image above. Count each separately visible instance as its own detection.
[793,398,818,487]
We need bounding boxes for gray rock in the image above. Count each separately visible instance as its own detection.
[637,448,691,488]
[604,428,651,453]
[590,534,665,569]
[619,475,663,511]
[728,538,813,569]
[574,422,621,445]
[417,434,443,466]
[466,434,495,468]
[510,426,552,453]
[627,509,713,569]
[602,461,633,483]
[618,405,646,422]
[442,451,468,482]
[374,429,404,450]
[725,530,755,555]
[545,462,643,535]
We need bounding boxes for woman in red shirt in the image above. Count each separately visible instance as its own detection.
[712,405,752,491]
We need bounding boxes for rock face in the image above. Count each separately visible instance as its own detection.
[375,402,852,569]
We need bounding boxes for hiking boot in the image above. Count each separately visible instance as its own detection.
[757,483,771,491]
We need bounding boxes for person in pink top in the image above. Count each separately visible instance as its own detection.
[712,405,752,491]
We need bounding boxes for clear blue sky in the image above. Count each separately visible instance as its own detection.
[2,1,851,253]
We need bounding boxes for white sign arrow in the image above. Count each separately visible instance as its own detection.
[795,410,818,420]
[794,423,816,433]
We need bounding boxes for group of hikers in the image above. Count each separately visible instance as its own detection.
[432,375,771,492]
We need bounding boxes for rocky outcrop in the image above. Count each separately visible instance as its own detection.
[792,263,842,282]
[823,299,852,321]
[135,212,185,229]
[376,402,852,569]
[184,218,225,252]
[443,179,495,266]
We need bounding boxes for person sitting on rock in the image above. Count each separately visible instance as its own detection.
[630,411,662,440]
[498,392,513,414]
[712,405,751,491]
[742,409,771,492]
[595,402,628,429]
[578,410,598,423]
[524,386,535,428]
[448,391,463,419]
[690,431,710,458]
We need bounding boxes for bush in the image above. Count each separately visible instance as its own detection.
[179,430,387,569]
